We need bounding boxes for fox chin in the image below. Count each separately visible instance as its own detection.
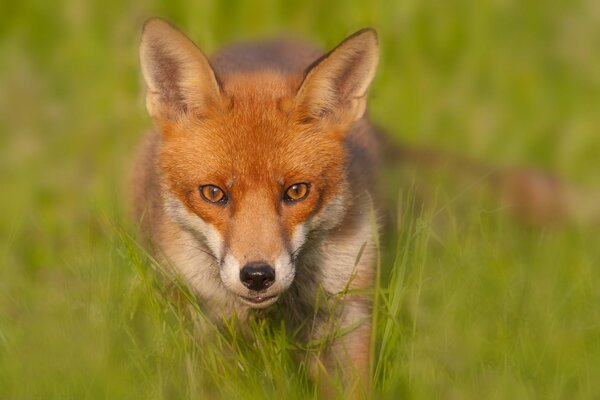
[132,18,380,393]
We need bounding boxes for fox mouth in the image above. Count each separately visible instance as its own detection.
[239,293,279,308]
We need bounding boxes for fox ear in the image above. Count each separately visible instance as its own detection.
[295,29,379,125]
[140,18,222,121]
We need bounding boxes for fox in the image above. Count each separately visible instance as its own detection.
[132,17,599,398]
[133,18,380,395]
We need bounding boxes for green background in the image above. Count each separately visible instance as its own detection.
[1,0,599,398]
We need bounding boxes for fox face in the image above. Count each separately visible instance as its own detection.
[159,87,351,307]
[139,19,378,308]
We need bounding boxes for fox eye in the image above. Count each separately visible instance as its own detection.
[283,183,310,203]
[199,185,227,204]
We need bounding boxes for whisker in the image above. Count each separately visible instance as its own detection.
[175,241,220,262]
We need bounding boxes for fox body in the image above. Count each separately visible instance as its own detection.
[133,19,380,389]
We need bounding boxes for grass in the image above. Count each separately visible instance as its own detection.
[1,0,600,398]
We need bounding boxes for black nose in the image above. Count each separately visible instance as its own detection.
[240,262,275,292]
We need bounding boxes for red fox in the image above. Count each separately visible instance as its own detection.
[133,18,596,397]
[134,18,380,394]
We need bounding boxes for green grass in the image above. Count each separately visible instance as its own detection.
[1,0,600,398]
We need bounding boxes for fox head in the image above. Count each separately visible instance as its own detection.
[140,19,378,308]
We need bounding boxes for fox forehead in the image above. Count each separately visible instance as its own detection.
[159,72,348,190]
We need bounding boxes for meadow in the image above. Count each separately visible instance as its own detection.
[1,0,600,398]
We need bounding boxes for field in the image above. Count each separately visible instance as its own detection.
[1,0,600,398]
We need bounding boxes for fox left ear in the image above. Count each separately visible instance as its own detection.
[139,18,222,123]
[294,28,379,125]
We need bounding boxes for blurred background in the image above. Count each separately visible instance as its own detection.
[1,0,599,398]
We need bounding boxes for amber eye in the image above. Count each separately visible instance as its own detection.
[199,185,227,204]
[283,183,310,203]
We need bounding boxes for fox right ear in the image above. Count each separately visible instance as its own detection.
[294,28,379,126]
[140,18,222,122]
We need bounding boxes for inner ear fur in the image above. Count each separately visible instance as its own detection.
[295,28,379,125]
[139,18,222,121]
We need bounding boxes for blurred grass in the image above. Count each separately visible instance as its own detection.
[1,0,600,398]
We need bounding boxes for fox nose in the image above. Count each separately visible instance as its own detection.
[240,262,275,292]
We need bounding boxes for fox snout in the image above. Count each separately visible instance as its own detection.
[220,243,296,308]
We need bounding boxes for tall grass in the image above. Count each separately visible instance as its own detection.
[1,0,600,398]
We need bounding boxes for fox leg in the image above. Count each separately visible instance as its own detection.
[309,298,372,399]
